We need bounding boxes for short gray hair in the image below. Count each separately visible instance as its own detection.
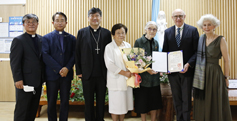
[197,14,220,29]
[144,21,158,30]
[22,14,39,24]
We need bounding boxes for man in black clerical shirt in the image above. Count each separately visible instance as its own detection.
[10,14,44,121]
[75,7,112,121]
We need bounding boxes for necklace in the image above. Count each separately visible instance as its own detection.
[90,29,101,54]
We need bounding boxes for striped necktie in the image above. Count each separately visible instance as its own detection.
[176,28,181,47]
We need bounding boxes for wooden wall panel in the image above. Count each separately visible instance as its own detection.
[25,0,237,78]
[26,0,152,46]
[0,61,15,101]
[0,4,25,22]
[160,0,237,78]
[0,4,25,101]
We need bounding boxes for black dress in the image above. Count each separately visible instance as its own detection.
[133,35,162,113]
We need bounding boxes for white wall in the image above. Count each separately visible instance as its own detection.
[0,0,26,5]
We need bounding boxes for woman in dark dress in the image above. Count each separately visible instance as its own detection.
[193,14,232,121]
[133,21,162,121]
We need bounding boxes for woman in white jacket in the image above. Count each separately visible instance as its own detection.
[104,23,133,121]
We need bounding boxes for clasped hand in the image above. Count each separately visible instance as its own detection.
[59,67,69,77]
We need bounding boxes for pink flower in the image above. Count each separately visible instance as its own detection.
[139,59,143,63]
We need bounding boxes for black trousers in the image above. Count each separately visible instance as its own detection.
[14,86,42,121]
[46,77,71,121]
[82,76,106,121]
[168,73,193,121]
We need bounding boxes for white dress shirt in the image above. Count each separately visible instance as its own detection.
[175,24,184,39]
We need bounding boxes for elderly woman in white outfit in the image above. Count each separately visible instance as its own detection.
[104,23,133,121]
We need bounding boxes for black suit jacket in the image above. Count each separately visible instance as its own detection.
[75,26,112,80]
[10,33,44,88]
[162,23,199,76]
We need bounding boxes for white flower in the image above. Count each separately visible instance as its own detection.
[146,56,152,61]
[141,61,146,67]
[130,53,135,58]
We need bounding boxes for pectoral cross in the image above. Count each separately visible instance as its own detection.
[90,29,101,54]
[95,44,100,54]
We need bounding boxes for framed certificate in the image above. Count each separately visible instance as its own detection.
[152,50,183,73]
[228,79,237,89]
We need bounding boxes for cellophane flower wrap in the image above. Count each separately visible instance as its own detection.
[120,48,153,88]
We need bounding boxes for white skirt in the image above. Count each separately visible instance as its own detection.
[108,87,133,114]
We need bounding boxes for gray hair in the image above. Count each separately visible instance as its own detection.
[22,14,39,24]
[197,14,220,29]
[144,21,158,30]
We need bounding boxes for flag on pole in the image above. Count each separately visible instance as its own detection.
[151,0,161,51]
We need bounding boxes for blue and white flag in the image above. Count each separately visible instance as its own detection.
[151,0,161,51]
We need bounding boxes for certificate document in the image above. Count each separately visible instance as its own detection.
[228,79,237,89]
[152,50,183,73]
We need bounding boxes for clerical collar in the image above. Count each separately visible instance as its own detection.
[89,26,101,32]
[54,30,65,35]
[25,32,37,38]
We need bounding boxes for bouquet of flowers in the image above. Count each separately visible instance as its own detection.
[121,48,153,88]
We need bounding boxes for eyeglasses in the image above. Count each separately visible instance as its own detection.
[173,15,184,19]
[147,28,157,32]
[25,20,38,25]
[54,20,66,23]
[115,32,126,36]
[89,14,101,18]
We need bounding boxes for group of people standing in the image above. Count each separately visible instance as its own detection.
[10,7,232,121]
